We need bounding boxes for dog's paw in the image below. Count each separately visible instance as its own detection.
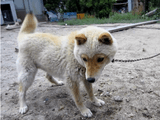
[80,108,93,117]
[19,105,28,114]
[93,98,105,107]
[56,81,64,86]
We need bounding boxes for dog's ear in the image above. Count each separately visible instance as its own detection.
[98,33,113,45]
[75,34,87,45]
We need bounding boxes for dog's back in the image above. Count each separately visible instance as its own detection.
[17,13,76,79]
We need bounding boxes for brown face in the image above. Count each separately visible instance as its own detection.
[81,54,109,83]
[74,29,116,83]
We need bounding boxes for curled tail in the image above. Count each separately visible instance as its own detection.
[18,12,38,38]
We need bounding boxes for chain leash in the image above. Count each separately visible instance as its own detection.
[112,53,160,63]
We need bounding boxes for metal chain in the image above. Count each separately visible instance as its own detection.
[112,53,160,63]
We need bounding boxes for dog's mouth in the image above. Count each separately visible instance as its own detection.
[87,78,95,83]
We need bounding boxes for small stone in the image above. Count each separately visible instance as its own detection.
[83,93,87,96]
[139,89,145,93]
[52,108,55,111]
[107,81,112,85]
[126,97,130,102]
[44,98,49,103]
[105,92,111,97]
[15,48,19,53]
[80,117,84,120]
[142,112,152,118]
[148,89,153,93]
[6,87,10,91]
[98,89,103,92]
[128,113,134,118]
[128,72,132,74]
[59,105,65,111]
[113,96,123,102]
[130,86,137,91]
[140,80,145,85]
[98,89,103,94]
[144,107,148,110]
[75,112,78,115]
[142,48,146,52]
[99,82,105,87]
[103,74,109,77]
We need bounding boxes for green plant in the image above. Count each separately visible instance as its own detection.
[153,9,160,19]
[58,12,154,25]
[149,0,160,9]
[65,0,115,18]
[141,0,160,13]
[94,0,115,18]
[44,0,66,12]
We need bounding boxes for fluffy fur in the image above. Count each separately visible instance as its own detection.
[17,13,117,117]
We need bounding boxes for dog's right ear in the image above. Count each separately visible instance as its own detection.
[75,34,87,45]
[98,33,113,45]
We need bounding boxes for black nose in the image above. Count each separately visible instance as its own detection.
[87,78,95,83]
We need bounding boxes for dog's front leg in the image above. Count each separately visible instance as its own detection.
[66,77,93,117]
[83,79,105,107]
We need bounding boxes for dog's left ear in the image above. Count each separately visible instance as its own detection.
[98,33,113,45]
[75,34,87,45]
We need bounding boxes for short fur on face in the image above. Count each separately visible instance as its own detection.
[81,54,109,79]
[74,26,117,81]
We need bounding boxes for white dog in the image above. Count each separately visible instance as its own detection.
[17,13,117,117]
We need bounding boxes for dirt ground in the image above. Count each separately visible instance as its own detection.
[1,23,160,120]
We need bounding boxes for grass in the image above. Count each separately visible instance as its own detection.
[58,12,156,25]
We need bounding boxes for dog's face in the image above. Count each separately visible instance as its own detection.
[74,26,117,83]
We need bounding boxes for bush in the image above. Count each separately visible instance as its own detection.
[44,0,66,13]
[62,0,115,18]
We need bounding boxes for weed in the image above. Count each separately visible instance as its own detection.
[58,12,156,25]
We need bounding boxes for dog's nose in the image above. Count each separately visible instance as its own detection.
[87,78,95,83]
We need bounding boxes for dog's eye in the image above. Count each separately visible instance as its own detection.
[97,58,104,62]
[83,58,87,62]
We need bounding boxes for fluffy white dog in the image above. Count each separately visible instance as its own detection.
[17,13,117,117]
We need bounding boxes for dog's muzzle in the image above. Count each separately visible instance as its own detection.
[87,78,95,83]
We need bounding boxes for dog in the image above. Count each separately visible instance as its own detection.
[16,12,117,117]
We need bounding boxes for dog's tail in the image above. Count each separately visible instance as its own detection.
[18,12,38,39]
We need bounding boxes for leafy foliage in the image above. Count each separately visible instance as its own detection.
[149,0,160,8]
[44,0,115,18]
[140,0,160,12]
[44,0,66,13]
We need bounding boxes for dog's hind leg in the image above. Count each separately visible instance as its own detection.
[82,79,105,107]
[66,78,93,117]
[17,60,37,114]
[46,73,64,86]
